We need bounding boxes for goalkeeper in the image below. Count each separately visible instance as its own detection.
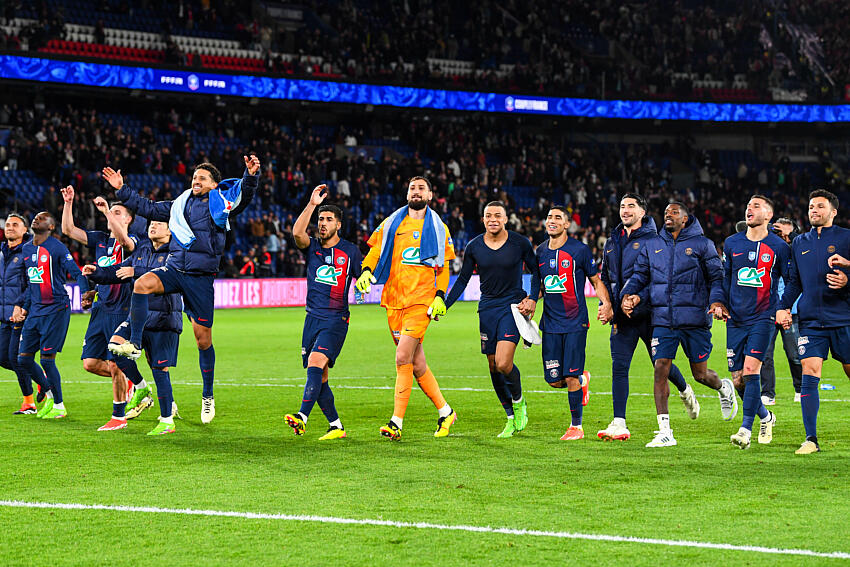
[355,176,457,441]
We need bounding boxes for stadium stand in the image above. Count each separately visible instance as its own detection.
[1,0,848,102]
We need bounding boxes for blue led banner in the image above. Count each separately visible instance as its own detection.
[3,54,850,122]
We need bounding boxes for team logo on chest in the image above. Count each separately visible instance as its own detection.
[737,267,766,287]
[315,264,343,286]
[401,247,421,265]
[544,274,568,293]
[561,259,570,268]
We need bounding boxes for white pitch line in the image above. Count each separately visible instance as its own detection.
[0,500,846,559]
[2,379,849,401]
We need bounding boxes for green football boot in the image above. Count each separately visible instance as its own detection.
[36,397,54,419]
[497,418,517,438]
[512,398,528,431]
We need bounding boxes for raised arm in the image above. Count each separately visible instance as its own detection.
[104,167,172,222]
[230,155,262,218]
[293,185,327,250]
[59,185,88,245]
[94,196,136,252]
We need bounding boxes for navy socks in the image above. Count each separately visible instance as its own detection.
[489,370,514,417]
[801,374,820,440]
[199,345,215,398]
[151,368,173,419]
[299,366,323,418]
[129,292,149,345]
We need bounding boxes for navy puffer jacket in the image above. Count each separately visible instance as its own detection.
[0,234,31,321]
[621,215,725,329]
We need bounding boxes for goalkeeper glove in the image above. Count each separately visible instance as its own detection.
[427,291,447,320]
[355,268,377,294]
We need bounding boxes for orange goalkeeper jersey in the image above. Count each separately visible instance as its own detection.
[363,215,456,309]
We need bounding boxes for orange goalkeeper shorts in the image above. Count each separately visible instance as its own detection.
[386,305,431,344]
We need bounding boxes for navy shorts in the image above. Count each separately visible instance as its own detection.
[726,320,774,371]
[152,266,215,328]
[651,326,712,363]
[113,321,180,367]
[478,305,520,355]
[301,314,348,368]
[81,308,129,361]
[797,325,850,364]
[20,308,71,355]
[541,330,587,383]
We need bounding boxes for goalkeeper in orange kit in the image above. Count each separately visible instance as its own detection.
[355,176,457,440]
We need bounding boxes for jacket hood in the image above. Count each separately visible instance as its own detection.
[1,232,31,254]
[611,215,659,240]
[661,214,704,243]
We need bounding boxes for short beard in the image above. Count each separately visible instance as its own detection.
[408,200,427,211]
[318,230,336,244]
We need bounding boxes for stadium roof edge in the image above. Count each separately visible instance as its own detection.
[3,55,850,123]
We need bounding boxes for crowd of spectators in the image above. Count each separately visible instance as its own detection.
[0,97,842,280]
[5,0,850,102]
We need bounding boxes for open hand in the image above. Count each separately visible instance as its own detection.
[102,167,124,190]
[310,184,328,206]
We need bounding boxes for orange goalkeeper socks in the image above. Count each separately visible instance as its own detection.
[416,366,446,410]
[393,363,414,419]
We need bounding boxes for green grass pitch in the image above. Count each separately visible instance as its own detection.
[1,300,849,566]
